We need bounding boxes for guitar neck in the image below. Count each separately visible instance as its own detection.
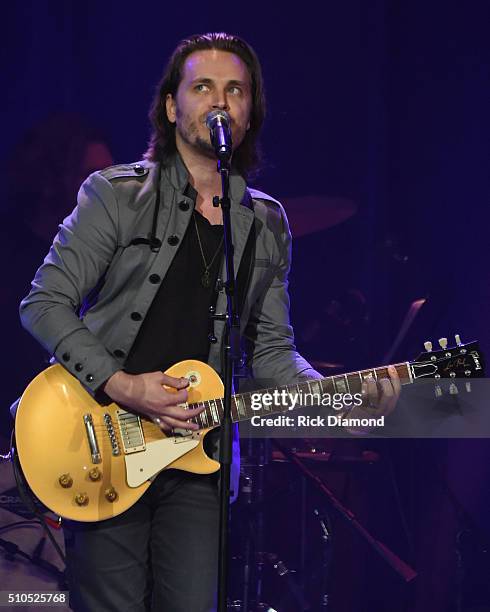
[189,362,412,428]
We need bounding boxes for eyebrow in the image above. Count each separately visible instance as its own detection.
[190,77,249,87]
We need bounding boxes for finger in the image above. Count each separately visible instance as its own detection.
[378,377,394,399]
[160,373,190,389]
[388,365,402,396]
[162,389,189,405]
[160,415,199,431]
[377,378,397,415]
[366,377,378,406]
[152,413,199,432]
[160,404,204,419]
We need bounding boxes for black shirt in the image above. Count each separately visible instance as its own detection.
[125,199,224,375]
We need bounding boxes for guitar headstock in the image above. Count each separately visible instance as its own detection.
[410,335,484,396]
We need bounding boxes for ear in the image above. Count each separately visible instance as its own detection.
[166,93,176,124]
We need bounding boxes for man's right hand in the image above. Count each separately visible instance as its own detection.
[103,370,203,432]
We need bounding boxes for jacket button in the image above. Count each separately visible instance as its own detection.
[86,374,94,383]
[131,312,142,321]
[75,363,84,372]
[168,235,179,246]
[149,274,161,284]
[114,349,125,358]
[62,352,70,362]
[179,200,190,211]
[133,164,145,174]
[208,333,218,344]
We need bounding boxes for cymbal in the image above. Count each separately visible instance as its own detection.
[281,195,357,237]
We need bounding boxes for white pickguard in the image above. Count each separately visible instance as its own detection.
[125,436,199,487]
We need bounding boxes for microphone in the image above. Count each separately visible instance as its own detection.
[205,110,232,161]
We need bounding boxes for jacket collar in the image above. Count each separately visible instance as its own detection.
[162,152,251,214]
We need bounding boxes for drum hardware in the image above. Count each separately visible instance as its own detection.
[271,439,417,585]
[234,438,315,611]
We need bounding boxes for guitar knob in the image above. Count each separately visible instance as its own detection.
[438,338,448,350]
[89,468,102,481]
[435,385,443,398]
[455,334,462,346]
[424,341,433,352]
[75,492,89,506]
[105,487,118,503]
[449,383,459,395]
[59,474,73,488]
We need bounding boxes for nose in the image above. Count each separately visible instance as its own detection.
[211,89,230,111]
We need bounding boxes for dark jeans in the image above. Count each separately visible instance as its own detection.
[63,470,219,612]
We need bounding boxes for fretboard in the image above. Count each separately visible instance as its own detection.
[188,362,412,429]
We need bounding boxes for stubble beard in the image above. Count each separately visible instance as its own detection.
[176,112,216,159]
[175,110,244,161]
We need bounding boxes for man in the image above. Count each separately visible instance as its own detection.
[19,33,399,611]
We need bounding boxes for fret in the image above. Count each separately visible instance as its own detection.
[333,375,348,394]
[309,380,322,398]
[235,395,247,420]
[360,369,376,382]
[402,362,413,384]
[321,377,336,395]
[193,402,206,428]
[282,387,293,412]
[197,410,205,428]
[209,400,219,425]
[263,390,273,413]
[244,393,255,418]
[201,403,210,427]
[303,380,317,406]
[346,372,363,395]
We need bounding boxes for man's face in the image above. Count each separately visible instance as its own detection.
[166,49,252,159]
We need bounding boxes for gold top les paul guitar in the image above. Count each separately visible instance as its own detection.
[15,336,483,522]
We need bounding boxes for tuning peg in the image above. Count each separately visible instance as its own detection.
[424,341,433,352]
[435,385,443,398]
[438,338,448,350]
[455,334,462,346]
[449,383,459,395]
[465,382,472,393]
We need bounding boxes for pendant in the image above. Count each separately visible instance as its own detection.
[201,270,211,288]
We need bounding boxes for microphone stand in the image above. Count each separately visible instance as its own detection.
[211,154,241,612]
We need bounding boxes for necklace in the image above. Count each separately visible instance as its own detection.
[193,212,224,288]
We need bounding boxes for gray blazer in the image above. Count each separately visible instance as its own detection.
[19,155,320,496]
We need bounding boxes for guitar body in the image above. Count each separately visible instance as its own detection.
[15,360,223,522]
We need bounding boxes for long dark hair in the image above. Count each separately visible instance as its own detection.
[144,33,266,178]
